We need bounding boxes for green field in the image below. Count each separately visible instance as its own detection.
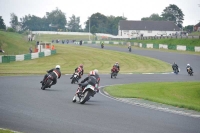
[104,82,200,111]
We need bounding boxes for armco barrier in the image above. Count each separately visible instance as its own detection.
[76,41,200,52]
[0,50,56,63]
[153,44,159,49]
[168,44,177,50]
[24,54,31,60]
[186,46,195,51]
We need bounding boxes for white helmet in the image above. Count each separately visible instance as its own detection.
[187,64,190,66]
[55,65,60,69]
[94,69,98,74]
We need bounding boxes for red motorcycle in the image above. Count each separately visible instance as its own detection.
[111,66,118,78]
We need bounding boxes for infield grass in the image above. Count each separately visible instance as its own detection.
[104,81,200,111]
[0,44,171,75]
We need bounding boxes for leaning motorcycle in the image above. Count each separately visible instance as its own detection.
[128,46,131,52]
[173,67,179,74]
[111,68,118,78]
[187,67,193,76]
[41,74,53,90]
[101,44,104,49]
[71,72,80,84]
[72,84,98,104]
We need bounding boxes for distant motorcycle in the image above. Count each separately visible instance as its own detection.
[173,67,179,74]
[71,72,80,84]
[101,44,104,48]
[41,74,53,90]
[187,67,193,76]
[72,84,98,104]
[111,67,118,78]
[128,46,131,52]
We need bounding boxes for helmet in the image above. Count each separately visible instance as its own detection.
[173,62,176,64]
[89,70,96,76]
[80,64,83,68]
[94,69,98,74]
[55,65,60,69]
[187,64,190,66]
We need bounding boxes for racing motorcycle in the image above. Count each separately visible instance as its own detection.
[71,72,80,84]
[173,67,179,74]
[128,46,131,52]
[41,74,53,90]
[101,43,104,49]
[72,84,98,104]
[187,67,193,76]
[111,67,118,78]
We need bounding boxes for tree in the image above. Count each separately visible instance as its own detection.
[107,16,126,35]
[141,13,164,21]
[46,8,67,31]
[10,13,19,31]
[161,4,184,28]
[85,13,108,33]
[0,16,6,29]
[184,25,194,33]
[67,14,81,32]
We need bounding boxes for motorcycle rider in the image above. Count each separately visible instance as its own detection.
[101,41,104,48]
[172,62,179,73]
[40,65,61,88]
[70,64,84,80]
[76,69,100,93]
[186,64,193,73]
[112,62,120,73]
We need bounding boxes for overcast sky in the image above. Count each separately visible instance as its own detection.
[0,0,200,28]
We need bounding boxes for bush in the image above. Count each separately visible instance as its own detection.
[6,28,15,32]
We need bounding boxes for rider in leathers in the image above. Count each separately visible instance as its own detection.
[40,65,61,88]
[70,64,84,80]
[77,69,100,93]
[172,62,179,72]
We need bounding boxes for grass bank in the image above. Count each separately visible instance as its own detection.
[0,44,171,75]
[104,81,200,111]
[0,31,35,55]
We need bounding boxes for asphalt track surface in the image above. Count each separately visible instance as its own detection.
[0,44,200,133]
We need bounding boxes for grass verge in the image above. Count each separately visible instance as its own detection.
[0,44,171,75]
[104,81,200,112]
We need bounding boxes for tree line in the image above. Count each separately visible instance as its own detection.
[0,4,195,35]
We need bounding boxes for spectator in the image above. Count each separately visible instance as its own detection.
[0,45,5,53]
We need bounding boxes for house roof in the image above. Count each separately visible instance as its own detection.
[119,20,181,31]
[194,22,200,27]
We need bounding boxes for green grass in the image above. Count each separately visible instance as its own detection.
[0,31,36,55]
[0,129,19,133]
[0,44,171,75]
[104,81,200,111]
[189,31,200,36]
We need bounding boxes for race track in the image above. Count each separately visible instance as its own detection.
[0,44,200,133]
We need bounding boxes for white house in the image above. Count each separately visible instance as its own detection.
[118,20,181,38]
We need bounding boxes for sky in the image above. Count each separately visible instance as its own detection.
[0,0,200,28]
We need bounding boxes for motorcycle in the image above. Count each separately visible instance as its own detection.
[71,72,80,84]
[111,67,118,78]
[101,44,104,49]
[72,84,98,104]
[187,67,193,76]
[128,46,131,52]
[173,67,179,74]
[41,74,54,90]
